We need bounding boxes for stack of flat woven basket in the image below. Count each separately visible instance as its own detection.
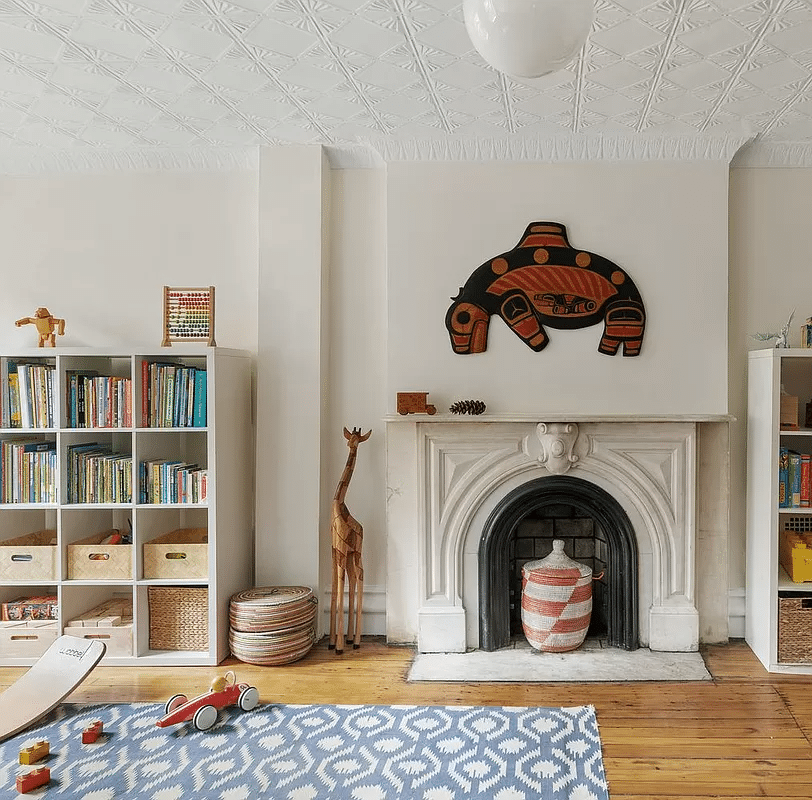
[229,586,317,665]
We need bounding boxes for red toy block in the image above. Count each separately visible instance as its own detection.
[16,767,50,794]
[19,739,49,764]
[82,720,103,743]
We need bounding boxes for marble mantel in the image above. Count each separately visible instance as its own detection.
[384,414,732,654]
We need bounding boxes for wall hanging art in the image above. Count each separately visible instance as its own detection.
[445,222,645,357]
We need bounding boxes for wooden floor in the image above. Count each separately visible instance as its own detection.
[2,638,811,798]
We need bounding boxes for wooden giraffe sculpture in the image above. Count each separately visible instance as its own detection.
[329,426,372,654]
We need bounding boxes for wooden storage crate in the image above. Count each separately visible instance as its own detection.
[0,530,57,582]
[64,596,133,657]
[778,594,812,663]
[143,528,208,580]
[781,395,800,430]
[148,586,208,651]
[0,621,58,658]
[67,531,132,580]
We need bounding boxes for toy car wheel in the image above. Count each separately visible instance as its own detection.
[164,694,187,715]
[238,685,260,711]
[193,704,218,731]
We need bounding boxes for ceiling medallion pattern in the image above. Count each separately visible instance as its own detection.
[0,0,807,167]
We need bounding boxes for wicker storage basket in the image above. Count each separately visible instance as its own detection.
[148,586,208,651]
[143,528,208,580]
[778,595,812,663]
[0,530,57,581]
[67,530,132,580]
[521,539,593,653]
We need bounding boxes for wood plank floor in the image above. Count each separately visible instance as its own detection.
[2,638,811,798]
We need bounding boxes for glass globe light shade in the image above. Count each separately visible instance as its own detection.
[463,0,594,79]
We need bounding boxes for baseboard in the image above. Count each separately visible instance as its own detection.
[320,585,386,637]
[728,587,745,639]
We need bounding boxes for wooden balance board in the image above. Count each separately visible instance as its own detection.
[0,635,106,742]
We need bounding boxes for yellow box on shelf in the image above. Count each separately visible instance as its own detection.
[780,530,812,582]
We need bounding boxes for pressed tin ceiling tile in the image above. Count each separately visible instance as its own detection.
[0,0,804,162]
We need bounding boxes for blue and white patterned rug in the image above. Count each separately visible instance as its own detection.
[1,702,610,799]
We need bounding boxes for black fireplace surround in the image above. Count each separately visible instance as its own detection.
[478,475,639,652]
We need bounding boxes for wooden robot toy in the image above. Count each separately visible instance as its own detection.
[15,307,65,347]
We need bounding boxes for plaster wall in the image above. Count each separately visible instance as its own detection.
[728,166,812,635]
[0,170,259,352]
[386,161,730,416]
[0,155,808,641]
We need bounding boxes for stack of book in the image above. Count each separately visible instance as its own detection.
[0,439,57,503]
[66,372,132,428]
[779,446,812,508]
[2,360,55,429]
[141,363,206,428]
[139,459,207,504]
[66,442,132,504]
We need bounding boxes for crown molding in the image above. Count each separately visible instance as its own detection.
[731,141,812,168]
[0,136,809,174]
[0,147,259,175]
[357,134,756,165]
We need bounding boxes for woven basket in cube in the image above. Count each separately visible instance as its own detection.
[148,586,208,651]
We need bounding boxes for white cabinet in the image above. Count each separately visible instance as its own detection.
[746,347,812,673]
[0,347,253,666]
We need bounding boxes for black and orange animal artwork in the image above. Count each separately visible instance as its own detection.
[445,222,646,357]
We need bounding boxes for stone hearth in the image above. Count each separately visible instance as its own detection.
[385,416,726,654]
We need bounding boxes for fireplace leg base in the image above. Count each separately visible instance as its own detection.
[648,606,699,652]
[418,607,466,653]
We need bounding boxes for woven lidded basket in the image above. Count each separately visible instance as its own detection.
[778,595,812,663]
[148,586,208,651]
[521,539,593,653]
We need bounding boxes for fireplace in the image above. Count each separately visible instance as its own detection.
[385,417,707,654]
[479,475,638,652]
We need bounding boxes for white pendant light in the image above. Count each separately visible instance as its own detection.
[463,0,595,79]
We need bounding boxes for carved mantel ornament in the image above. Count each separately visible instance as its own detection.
[536,422,579,474]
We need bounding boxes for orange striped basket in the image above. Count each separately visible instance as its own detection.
[521,539,593,652]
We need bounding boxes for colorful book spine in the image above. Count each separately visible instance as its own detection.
[779,446,790,508]
[193,370,206,427]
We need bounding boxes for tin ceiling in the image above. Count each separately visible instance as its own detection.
[0,0,810,167]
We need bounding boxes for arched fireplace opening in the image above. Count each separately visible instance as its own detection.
[478,475,639,652]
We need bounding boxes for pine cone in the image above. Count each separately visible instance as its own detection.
[449,399,486,415]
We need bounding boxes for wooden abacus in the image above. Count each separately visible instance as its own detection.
[162,286,216,347]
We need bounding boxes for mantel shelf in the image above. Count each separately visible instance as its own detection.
[384,413,735,424]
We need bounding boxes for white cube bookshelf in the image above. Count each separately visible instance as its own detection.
[0,347,253,666]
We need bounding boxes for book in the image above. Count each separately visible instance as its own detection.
[193,369,206,427]
[802,454,811,508]
[779,447,789,508]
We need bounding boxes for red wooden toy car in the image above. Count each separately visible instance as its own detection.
[155,671,260,732]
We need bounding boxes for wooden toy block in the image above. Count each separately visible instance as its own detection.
[19,739,49,764]
[16,767,50,793]
[82,720,103,743]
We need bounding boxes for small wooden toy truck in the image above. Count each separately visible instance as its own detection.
[396,392,437,415]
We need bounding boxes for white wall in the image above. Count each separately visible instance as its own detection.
[387,161,731,416]
[728,165,812,630]
[0,171,258,351]
[0,155,807,641]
